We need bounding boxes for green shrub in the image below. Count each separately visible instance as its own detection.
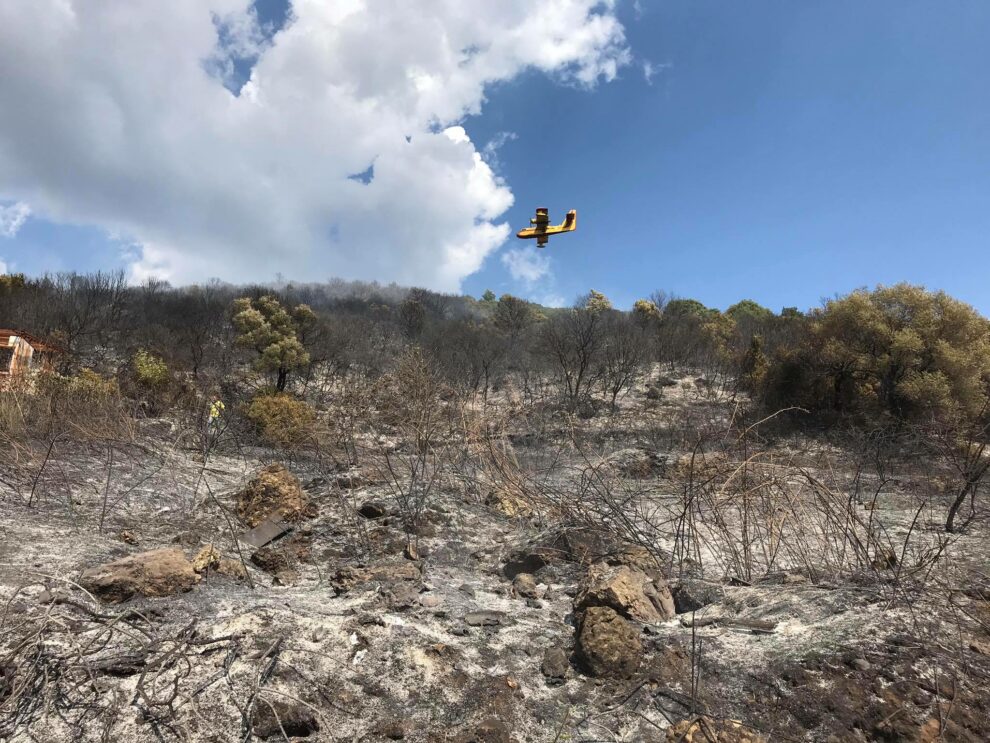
[132,350,170,390]
[6,369,133,441]
[243,393,316,448]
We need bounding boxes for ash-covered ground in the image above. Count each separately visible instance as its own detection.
[2,378,989,742]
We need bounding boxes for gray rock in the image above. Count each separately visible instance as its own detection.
[671,580,725,614]
[464,610,506,627]
[541,647,569,684]
[385,582,420,611]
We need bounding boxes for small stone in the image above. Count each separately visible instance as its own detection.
[464,610,506,627]
[251,546,291,575]
[526,598,543,609]
[671,580,725,614]
[385,582,420,611]
[336,472,366,490]
[192,545,221,574]
[852,658,872,672]
[541,647,569,684]
[454,717,511,743]
[513,572,540,599]
[419,594,442,608]
[217,558,249,581]
[118,529,139,545]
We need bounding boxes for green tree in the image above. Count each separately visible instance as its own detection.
[481,289,497,303]
[665,298,712,318]
[761,284,990,532]
[493,294,534,339]
[810,284,990,419]
[581,289,613,314]
[739,335,769,394]
[726,299,774,324]
[632,298,661,328]
[231,295,314,391]
[0,273,26,293]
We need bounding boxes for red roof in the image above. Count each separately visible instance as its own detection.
[0,329,65,354]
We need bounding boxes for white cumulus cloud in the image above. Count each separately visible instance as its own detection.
[0,202,31,237]
[0,1,629,290]
[0,258,7,274]
[501,246,552,284]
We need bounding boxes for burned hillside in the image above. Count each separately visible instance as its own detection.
[1,274,989,742]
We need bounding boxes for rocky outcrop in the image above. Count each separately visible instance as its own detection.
[576,606,642,678]
[80,549,198,603]
[235,464,309,527]
[575,562,675,623]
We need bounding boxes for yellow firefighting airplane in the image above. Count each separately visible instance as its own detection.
[516,207,577,248]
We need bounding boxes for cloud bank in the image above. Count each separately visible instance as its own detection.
[0,203,30,238]
[0,1,628,290]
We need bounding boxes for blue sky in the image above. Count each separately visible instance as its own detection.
[2,1,989,314]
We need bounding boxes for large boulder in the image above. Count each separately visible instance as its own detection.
[80,549,198,603]
[575,562,675,623]
[235,464,309,527]
[576,606,642,678]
